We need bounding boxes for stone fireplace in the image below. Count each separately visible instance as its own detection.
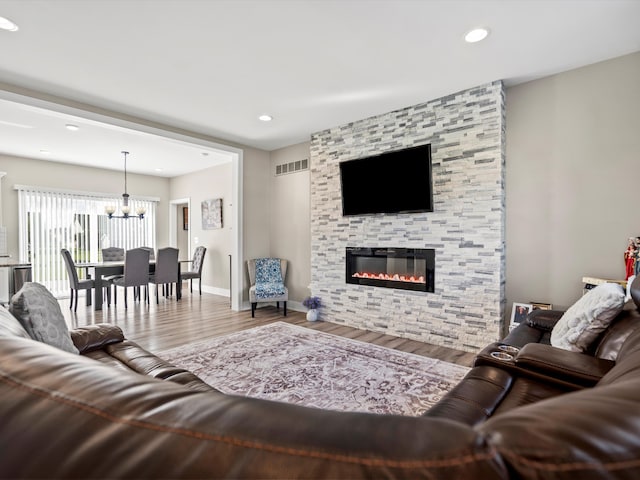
[309,81,506,353]
[346,247,435,293]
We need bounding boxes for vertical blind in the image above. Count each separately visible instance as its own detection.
[17,185,157,297]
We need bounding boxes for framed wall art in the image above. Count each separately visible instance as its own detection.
[201,198,223,230]
[183,207,189,230]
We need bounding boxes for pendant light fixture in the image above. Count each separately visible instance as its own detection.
[105,151,146,219]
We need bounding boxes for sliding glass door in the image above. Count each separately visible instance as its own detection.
[17,186,156,297]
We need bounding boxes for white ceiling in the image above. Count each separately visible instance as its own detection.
[0,0,639,177]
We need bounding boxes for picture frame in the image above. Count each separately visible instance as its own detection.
[509,302,533,330]
[182,207,189,230]
[530,302,553,311]
[201,198,223,230]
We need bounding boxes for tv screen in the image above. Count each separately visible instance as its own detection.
[339,143,433,216]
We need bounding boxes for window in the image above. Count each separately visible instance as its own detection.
[17,186,157,297]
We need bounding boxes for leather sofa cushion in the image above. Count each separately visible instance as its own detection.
[424,366,513,426]
[591,307,640,360]
[515,343,615,387]
[502,323,551,348]
[103,340,219,392]
[70,323,125,353]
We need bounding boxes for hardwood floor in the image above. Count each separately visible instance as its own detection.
[60,289,475,367]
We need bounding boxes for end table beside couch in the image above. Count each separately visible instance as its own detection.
[1,280,640,479]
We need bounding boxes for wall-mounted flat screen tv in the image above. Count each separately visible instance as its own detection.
[339,143,433,216]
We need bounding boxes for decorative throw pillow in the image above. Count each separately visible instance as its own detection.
[9,282,79,354]
[0,304,32,339]
[550,282,626,352]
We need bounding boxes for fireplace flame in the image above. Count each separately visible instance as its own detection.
[352,272,425,284]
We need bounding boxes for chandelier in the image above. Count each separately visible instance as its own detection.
[105,151,146,219]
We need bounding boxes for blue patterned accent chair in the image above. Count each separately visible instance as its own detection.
[247,258,288,317]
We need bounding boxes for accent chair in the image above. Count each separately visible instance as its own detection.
[247,257,288,317]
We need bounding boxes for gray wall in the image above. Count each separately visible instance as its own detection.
[505,51,640,314]
[170,162,233,295]
[269,142,311,304]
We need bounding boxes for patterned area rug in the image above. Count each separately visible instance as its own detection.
[159,322,470,416]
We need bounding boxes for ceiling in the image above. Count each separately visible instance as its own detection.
[0,0,639,177]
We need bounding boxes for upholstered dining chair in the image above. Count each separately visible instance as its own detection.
[247,258,288,318]
[140,246,155,262]
[101,247,124,262]
[148,247,179,304]
[108,248,150,308]
[61,248,95,312]
[180,246,206,295]
[100,247,125,301]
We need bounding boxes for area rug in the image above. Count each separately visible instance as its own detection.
[159,322,470,416]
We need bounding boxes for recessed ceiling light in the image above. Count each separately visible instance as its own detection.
[65,124,79,131]
[0,16,19,32]
[258,114,273,122]
[464,27,489,43]
[201,152,209,156]
[40,149,51,155]
[154,168,163,172]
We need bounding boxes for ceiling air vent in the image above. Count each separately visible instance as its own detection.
[275,158,309,176]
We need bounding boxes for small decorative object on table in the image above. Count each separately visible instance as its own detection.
[303,296,321,322]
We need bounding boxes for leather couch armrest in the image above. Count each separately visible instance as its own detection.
[515,343,615,387]
[70,324,125,354]
[525,309,565,331]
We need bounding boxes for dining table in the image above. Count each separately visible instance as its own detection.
[76,260,181,310]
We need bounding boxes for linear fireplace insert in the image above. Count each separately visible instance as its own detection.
[345,247,435,292]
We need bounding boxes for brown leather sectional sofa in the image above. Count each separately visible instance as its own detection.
[1,281,640,479]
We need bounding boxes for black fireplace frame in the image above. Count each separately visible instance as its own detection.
[345,247,435,292]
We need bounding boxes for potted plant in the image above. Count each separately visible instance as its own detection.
[303,296,321,322]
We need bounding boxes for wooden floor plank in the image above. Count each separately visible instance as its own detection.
[60,290,476,366]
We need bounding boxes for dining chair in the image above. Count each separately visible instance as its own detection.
[101,247,125,301]
[180,246,206,295]
[148,247,179,304]
[108,248,151,308]
[140,246,155,262]
[247,258,288,317]
[101,247,124,262]
[61,248,95,312]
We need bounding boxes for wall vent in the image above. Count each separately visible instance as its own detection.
[275,158,308,176]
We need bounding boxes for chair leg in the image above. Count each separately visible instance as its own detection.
[251,302,256,317]
[156,285,160,304]
[199,278,202,295]
[190,279,193,293]
[276,301,280,310]
[69,289,73,310]
[124,287,128,309]
[74,290,78,312]
[284,301,287,316]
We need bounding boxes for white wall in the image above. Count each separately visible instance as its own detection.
[505,51,640,312]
